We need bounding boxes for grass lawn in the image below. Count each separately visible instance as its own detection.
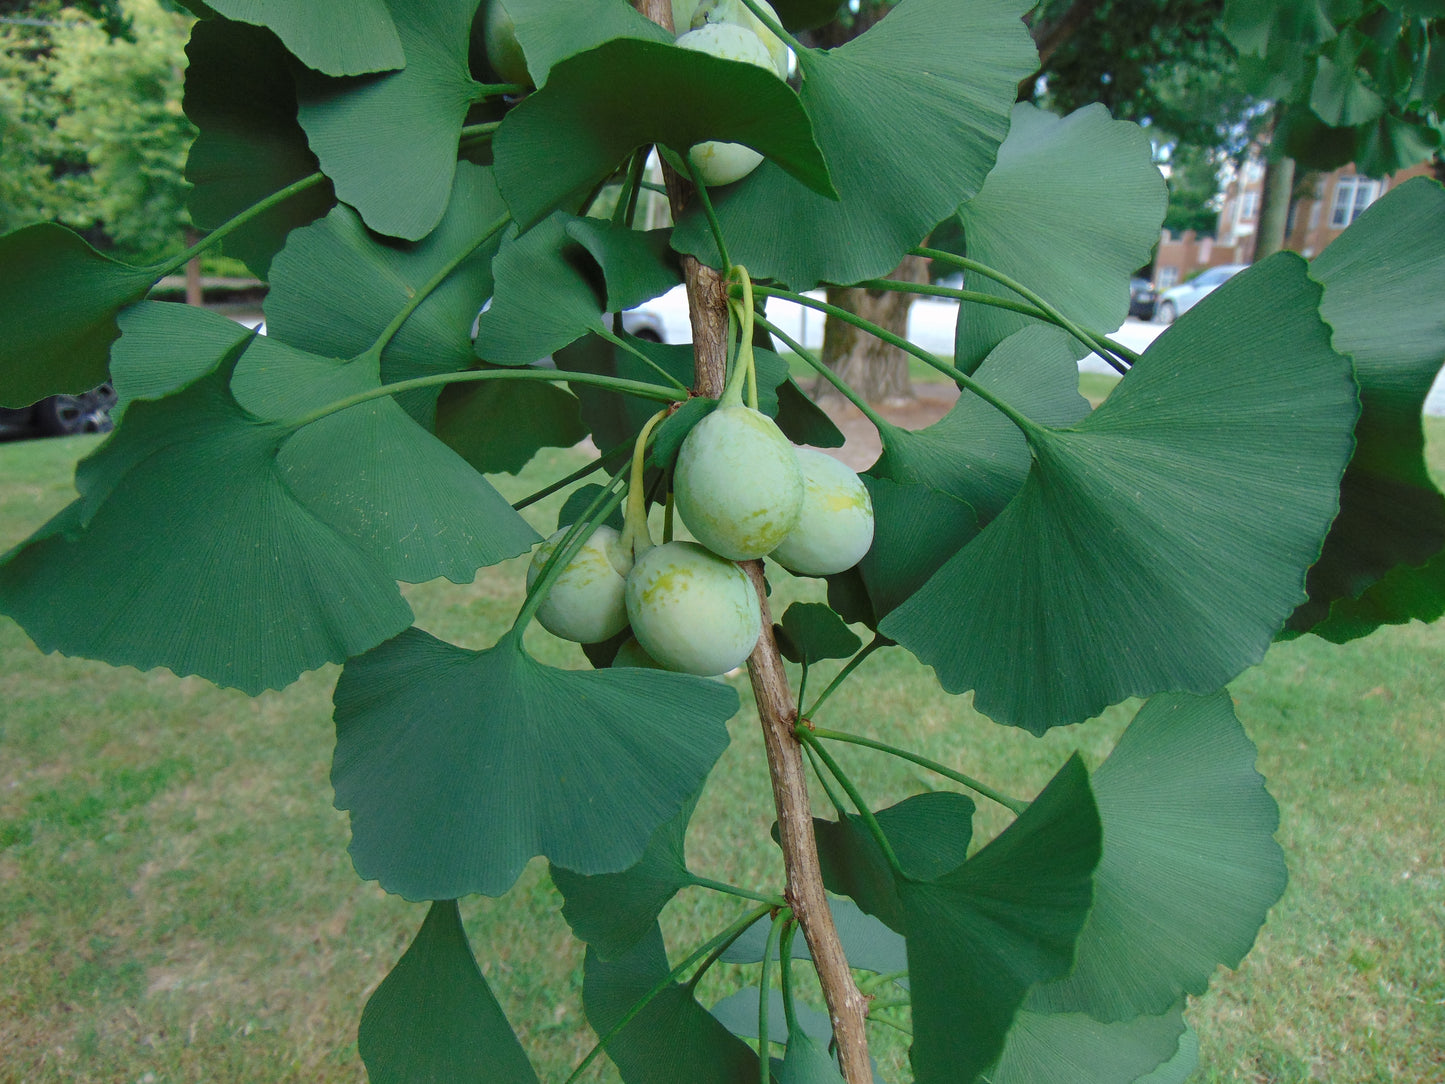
[0,409,1441,1083]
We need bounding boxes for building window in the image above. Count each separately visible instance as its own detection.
[1240,191,1259,219]
[1330,176,1381,228]
[1157,266,1179,289]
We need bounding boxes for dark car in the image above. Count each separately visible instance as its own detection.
[1128,277,1158,321]
[0,384,117,441]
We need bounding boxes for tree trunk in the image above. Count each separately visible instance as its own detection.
[817,254,928,404]
[1254,152,1295,262]
[184,229,203,307]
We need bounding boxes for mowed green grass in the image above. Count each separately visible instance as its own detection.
[0,407,1441,1083]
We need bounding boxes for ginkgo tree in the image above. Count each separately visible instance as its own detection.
[1,0,1443,1081]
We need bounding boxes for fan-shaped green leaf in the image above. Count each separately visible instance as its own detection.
[870,325,1089,526]
[1290,177,1445,637]
[902,756,1100,1084]
[950,104,1168,370]
[110,301,252,419]
[812,791,976,932]
[278,398,540,583]
[358,900,539,1084]
[0,350,413,694]
[882,255,1359,733]
[260,161,508,423]
[506,0,671,87]
[1311,54,1387,125]
[552,793,699,961]
[204,0,404,76]
[583,923,761,1084]
[777,1030,848,1084]
[474,215,679,366]
[331,627,737,899]
[183,18,335,277]
[493,38,833,230]
[0,224,157,407]
[435,376,587,474]
[1135,1024,1200,1084]
[295,0,481,240]
[672,0,1039,288]
[709,987,833,1047]
[776,602,861,666]
[982,1003,1187,1084]
[1027,692,1286,1021]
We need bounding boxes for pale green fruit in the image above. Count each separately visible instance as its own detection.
[625,541,761,676]
[675,22,777,186]
[526,525,631,643]
[673,405,804,561]
[483,0,532,87]
[768,448,875,576]
[688,0,789,78]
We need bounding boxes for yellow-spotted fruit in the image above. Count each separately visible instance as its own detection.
[768,448,875,575]
[526,525,631,644]
[625,541,761,675]
[674,22,779,186]
[686,0,789,78]
[673,404,805,561]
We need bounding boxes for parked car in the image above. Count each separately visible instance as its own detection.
[1128,277,1158,321]
[1155,264,1248,324]
[0,384,116,441]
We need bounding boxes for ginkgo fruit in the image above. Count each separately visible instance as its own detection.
[768,448,875,575]
[526,525,631,644]
[625,541,761,675]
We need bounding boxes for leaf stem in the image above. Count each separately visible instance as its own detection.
[754,314,888,431]
[779,918,800,1034]
[803,635,887,719]
[754,285,1042,438]
[620,409,670,559]
[688,875,786,907]
[513,463,629,633]
[154,172,328,277]
[809,727,1028,815]
[684,153,733,272]
[614,149,649,227]
[511,439,632,512]
[797,732,906,879]
[759,913,786,1078]
[736,0,806,55]
[595,325,690,393]
[283,368,684,431]
[803,741,850,818]
[867,1013,913,1037]
[910,246,1132,374]
[367,212,511,360]
[564,904,773,1084]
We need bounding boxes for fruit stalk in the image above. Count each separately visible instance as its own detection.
[634,3,873,1077]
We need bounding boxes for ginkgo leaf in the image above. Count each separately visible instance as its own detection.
[903,757,1100,1084]
[881,255,1359,733]
[295,0,482,240]
[331,628,737,899]
[552,794,699,961]
[583,924,761,1084]
[110,301,252,418]
[183,17,335,277]
[359,901,539,1084]
[1027,692,1287,1022]
[493,37,833,230]
[506,0,671,87]
[1290,177,1445,637]
[0,225,157,407]
[671,0,1039,288]
[202,0,404,76]
[0,349,413,694]
[950,103,1167,371]
[982,1002,1187,1084]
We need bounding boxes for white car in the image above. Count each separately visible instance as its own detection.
[1156,263,1249,324]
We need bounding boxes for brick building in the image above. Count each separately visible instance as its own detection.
[1152,158,1438,291]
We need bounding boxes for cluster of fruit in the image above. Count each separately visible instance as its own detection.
[528,400,874,676]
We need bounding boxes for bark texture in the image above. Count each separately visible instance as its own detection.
[818,254,929,404]
[634,2,875,1082]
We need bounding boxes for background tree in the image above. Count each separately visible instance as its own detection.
[0,0,194,263]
